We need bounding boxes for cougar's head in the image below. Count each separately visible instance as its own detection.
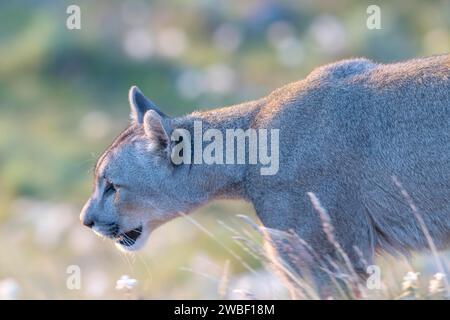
[80,86,193,251]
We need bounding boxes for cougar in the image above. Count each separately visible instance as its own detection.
[80,54,450,296]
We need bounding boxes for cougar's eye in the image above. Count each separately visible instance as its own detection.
[104,181,116,195]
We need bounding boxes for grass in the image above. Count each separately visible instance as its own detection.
[213,179,450,300]
[1,193,449,300]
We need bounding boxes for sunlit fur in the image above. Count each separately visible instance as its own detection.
[81,55,450,295]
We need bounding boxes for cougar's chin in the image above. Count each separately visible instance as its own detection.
[114,225,151,252]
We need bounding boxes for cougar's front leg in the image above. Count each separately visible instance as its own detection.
[254,185,375,299]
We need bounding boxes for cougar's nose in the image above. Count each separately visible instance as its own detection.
[82,217,95,228]
[80,199,95,228]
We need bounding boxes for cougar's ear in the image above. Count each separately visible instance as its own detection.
[128,86,166,124]
[143,110,172,152]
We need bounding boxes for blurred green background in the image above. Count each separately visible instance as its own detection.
[0,0,449,299]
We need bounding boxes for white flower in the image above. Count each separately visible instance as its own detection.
[123,29,153,60]
[115,275,138,290]
[433,272,446,280]
[429,272,446,295]
[213,23,242,53]
[232,289,256,300]
[0,278,21,300]
[309,14,347,55]
[402,271,420,291]
[403,271,420,282]
[156,27,188,59]
[205,64,236,94]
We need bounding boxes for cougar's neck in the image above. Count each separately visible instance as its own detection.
[172,98,265,201]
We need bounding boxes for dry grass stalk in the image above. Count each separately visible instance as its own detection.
[392,175,450,298]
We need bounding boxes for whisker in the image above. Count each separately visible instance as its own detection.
[177,211,257,275]
[137,253,154,285]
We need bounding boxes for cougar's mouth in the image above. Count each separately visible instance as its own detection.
[116,226,143,247]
